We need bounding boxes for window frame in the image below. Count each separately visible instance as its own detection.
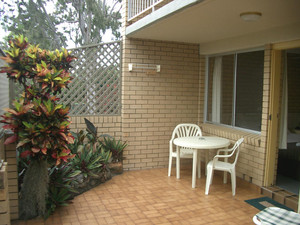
[204,48,264,134]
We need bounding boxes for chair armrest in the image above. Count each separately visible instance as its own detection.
[216,148,232,155]
[213,150,235,161]
[213,154,231,159]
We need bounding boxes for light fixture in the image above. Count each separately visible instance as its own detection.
[240,12,262,22]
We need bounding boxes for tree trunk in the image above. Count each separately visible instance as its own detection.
[19,160,49,219]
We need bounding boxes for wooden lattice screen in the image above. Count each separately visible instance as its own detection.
[12,41,122,116]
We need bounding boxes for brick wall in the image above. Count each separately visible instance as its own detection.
[0,135,18,220]
[69,116,122,140]
[261,45,272,184]
[121,38,200,170]
[0,163,10,225]
[200,123,264,186]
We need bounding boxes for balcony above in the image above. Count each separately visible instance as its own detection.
[127,0,173,23]
[126,0,300,53]
[126,0,201,35]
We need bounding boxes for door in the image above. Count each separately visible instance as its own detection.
[264,40,300,186]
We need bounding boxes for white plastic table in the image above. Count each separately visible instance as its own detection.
[173,136,230,188]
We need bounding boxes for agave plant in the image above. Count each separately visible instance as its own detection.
[46,163,81,218]
[70,143,111,180]
[101,137,127,163]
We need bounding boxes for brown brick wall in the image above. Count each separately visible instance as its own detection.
[121,38,200,170]
[0,163,11,225]
[200,123,264,186]
[69,116,122,140]
[0,135,18,220]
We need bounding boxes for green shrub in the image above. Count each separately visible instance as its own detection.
[70,143,111,180]
[0,35,75,219]
[46,163,81,218]
[101,137,127,163]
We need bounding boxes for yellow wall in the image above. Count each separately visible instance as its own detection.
[121,38,200,170]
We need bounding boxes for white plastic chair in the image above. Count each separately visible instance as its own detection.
[205,138,244,196]
[168,123,202,178]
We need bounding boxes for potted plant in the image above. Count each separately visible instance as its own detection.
[101,137,127,174]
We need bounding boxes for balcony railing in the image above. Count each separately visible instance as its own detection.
[128,0,166,21]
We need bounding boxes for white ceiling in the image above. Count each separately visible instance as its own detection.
[126,0,300,44]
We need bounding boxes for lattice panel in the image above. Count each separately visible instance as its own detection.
[11,41,122,116]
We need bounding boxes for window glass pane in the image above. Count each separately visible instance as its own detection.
[235,51,264,131]
[207,58,214,122]
[207,55,234,125]
[220,55,234,125]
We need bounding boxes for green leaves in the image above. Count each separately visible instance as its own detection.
[0,35,75,165]
[46,163,81,218]
[101,137,127,162]
[70,144,104,178]
[1,36,74,96]
[22,121,32,129]
[1,0,121,49]
[44,99,52,113]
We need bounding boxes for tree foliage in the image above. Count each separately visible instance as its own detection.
[0,35,76,219]
[0,0,121,50]
[0,35,75,165]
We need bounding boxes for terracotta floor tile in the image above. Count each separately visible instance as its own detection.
[11,167,262,225]
[70,222,81,225]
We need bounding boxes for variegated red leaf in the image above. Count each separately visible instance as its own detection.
[4,135,18,145]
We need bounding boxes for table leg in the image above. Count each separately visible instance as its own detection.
[192,150,197,188]
[197,150,201,179]
[176,146,180,179]
[205,150,209,176]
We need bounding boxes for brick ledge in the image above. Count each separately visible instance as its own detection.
[200,123,261,147]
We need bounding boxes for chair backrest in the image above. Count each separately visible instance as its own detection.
[230,138,244,166]
[171,124,202,141]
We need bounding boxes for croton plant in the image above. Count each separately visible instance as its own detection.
[0,35,75,165]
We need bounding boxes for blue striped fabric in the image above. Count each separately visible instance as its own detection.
[256,207,300,225]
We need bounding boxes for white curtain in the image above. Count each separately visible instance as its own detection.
[279,52,288,149]
[212,57,222,123]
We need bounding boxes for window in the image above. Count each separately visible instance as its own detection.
[206,50,264,132]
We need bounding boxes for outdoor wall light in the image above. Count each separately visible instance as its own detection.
[240,12,262,22]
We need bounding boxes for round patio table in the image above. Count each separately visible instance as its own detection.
[173,136,230,188]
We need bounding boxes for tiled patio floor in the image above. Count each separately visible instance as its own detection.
[12,167,262,225]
